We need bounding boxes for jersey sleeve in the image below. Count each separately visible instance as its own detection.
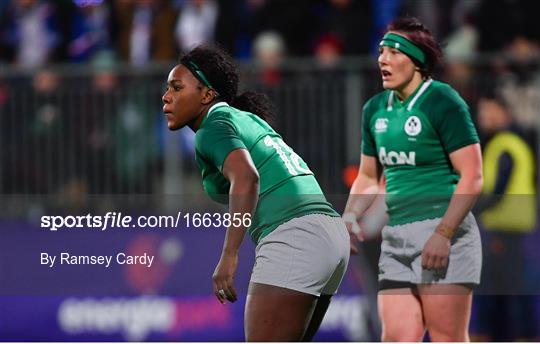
[196,117,247,170]
[432,99,479,154]
[361,103,377,157]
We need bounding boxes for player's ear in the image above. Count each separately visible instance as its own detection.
[201,88,217,105]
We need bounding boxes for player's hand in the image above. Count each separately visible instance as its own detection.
[342,213,364,254]
[421,232,450,270]
[212,253,238,304]
[345,221,360,254]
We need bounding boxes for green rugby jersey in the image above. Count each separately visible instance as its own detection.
[195,102,338,243]
[362,79,479,225]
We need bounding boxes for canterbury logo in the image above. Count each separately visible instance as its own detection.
[375,118,388,132]
[379,147,416,166]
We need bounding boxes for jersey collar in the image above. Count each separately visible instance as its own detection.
[208,101,229,116]
[201,101,229,127]
[387,79,433,111]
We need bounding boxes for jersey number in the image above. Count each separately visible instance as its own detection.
[264,135,312,176]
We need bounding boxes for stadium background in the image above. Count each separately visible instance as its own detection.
[0,0,539,341]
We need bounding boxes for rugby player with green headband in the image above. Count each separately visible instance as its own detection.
[343,17,483,341]
[163,45,349,341]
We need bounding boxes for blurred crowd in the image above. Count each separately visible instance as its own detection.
[2,0,540,122]
[0,0,538,191]
[0,0,538,67]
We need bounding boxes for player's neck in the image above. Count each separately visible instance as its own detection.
[396,72,424,102]
[188,100,219,132]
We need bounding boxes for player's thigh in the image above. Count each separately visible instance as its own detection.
[378,287,425,342]
[418,284,473,342]
[302,294,332,341]
[245,282,317,342]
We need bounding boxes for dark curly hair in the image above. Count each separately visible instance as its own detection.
[179,45,276,123]
[386,17,443,78]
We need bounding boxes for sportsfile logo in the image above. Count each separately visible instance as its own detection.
[378,147,416,166]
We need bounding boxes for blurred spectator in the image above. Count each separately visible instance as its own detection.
[81,50,158,193]
[445,0,480,39]
[442,10,479,107]
[1,68,68,193]
[444,19,478,61]
[400,0,439,37]
[0,73,26,193]
[215,0,247,59]
[313,33,343,70]
[252,30,285,87]
[247,0,318,56]
[0,0,61,68]
[114,0,179,65]
[29,69,64,192]
[175,0,218,53]
[474,92,538,341]
[496,35,540,129]
[110,78,159,193]
[214,0,263,58]
[442,59,478,111]
[81,51,118,193]
[68,0,113,62]
[369,0,400,54]
[475,0,540,52]
[0,75,8,110]
[318,0,371,56]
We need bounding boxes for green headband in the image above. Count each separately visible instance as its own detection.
[184,60,218,93]
[379,33,426,66]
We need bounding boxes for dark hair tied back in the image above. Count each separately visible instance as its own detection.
[180,45,276,123]
[231,91,276,124]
